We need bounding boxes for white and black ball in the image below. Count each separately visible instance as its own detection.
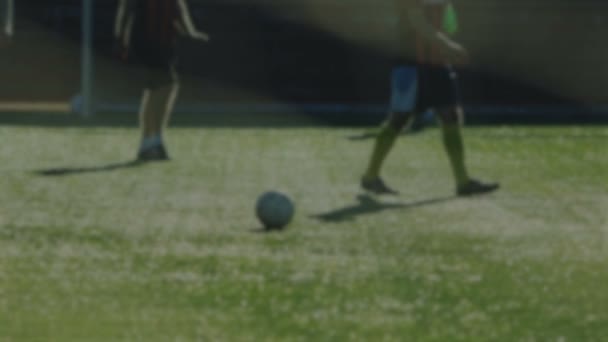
[255,191,295,230]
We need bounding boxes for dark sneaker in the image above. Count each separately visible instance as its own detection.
[361,177,399,195]
[136,144,170,162]
[457,179,499,196]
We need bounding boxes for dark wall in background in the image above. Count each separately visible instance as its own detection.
[11,0,608,106]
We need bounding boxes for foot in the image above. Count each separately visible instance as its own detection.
[457,179,499,196]
[136,144,170,162]
[361,177,399,195]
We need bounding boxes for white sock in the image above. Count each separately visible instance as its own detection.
[140,135,162,151]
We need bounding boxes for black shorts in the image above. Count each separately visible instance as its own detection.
[130,42,176,69]
[127,42,179,89]
[415,64,460,113]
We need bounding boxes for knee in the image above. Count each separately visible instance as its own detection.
[147,79,179,95]
[147,68,179,90]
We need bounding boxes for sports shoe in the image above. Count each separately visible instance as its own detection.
[136,144,170,162]
[457,179,499,196]
[361,177,399,195]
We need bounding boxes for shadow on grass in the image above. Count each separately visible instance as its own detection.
[346,130,379,141]
[33,160,148,176]
[311,194,456,223]
[346,126,428,141]
[249,226,288,234]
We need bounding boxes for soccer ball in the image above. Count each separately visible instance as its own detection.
[255,191,295,230]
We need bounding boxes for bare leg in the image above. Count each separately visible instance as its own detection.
[361,111,413,194]
[137,82,179,161]
[437,105,499,195]
[143,82,180,139]
[437,105,469,187]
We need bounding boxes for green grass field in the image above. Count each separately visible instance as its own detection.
[0,121,607,341]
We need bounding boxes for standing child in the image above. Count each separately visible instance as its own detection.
[114,0,209,161]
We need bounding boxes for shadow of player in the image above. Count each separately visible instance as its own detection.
[33,160,147,176]
[346,125,426,141]
[346,112,434,141]
[311,194,456,223]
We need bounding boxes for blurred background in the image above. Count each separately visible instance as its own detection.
[1,0,607,124]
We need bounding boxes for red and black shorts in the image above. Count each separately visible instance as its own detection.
[127,0,180,88]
